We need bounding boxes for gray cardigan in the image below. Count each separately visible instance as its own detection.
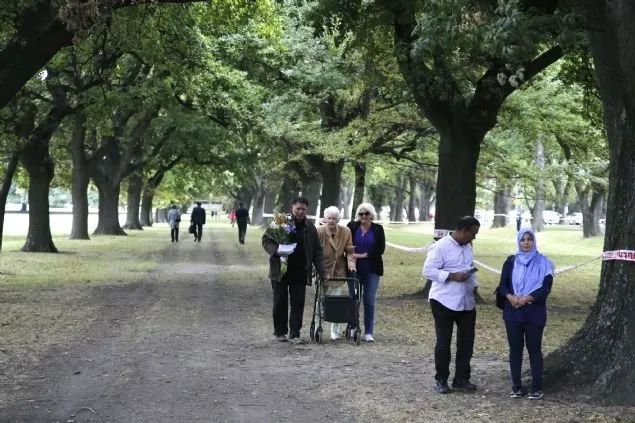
[262,218,326,282]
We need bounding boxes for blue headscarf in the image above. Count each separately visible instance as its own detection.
[512,228,554,296]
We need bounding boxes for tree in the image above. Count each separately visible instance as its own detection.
[544,0,635,405]
[314,0,573,229]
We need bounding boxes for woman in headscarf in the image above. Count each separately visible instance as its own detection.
[498,228,554,400]
[317,206,356,340]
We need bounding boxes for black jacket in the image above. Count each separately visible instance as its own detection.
[347,221,385,276]
[235,207,249,224]
[190,206,206,224]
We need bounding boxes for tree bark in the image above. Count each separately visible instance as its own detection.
[0,152,22,252]
[491,179,511,228]
[391,175,406,222]
[20,133,57,253]
[434,123,482,229]
[418,180,434,221]
[407,174,417,222]
[340,180,354,220]
[367,184,387,220]
[70,113,90,240]
[301,178,322,217]
[251,184,266,226]
[352,161,366,219]
[276,173,300,213]
[532,139,546,232]
[263,187,275,215]
[544,0,635,405]
[318,160,345,218]
[123,172,143,230]
[140,189,154,227]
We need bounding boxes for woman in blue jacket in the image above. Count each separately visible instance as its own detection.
[498,228,554,400]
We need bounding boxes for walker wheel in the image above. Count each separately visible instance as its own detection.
[309,322,315,341]
[315,327,323,344]
[353,329,361,346]
[345,324,351,340]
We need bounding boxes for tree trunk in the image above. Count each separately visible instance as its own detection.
[92,177,125,236]
[276,174,300,213]
[155,207,168,223]
[367,184,387,220]
[263,187,276,215]
[418,180,434,222]
[318,160,345,218]
[123,172,143,230]
[552,175,571,221]
[70,114,90,240]
[407,174,417,222]
[532,139,546,232]
[434,124,482,230]
[340,180,354,220]
[0,152,22,252]
[591,189,604,235]
[20,136,57,253]
[352,161,366,220]
[392,176,406,222]
[544,0,635,405]
[301,178,322,218]
[252,186,266,226]
[140,189,153,227]
[491,180,511,228]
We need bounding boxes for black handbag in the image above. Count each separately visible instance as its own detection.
[494,287,505,310]
[188,223,195,234]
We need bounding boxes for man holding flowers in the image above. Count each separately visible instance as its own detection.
[262,197,326,344]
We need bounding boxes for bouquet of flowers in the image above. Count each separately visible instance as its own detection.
[264,210,297,276]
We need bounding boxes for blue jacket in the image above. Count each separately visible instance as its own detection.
[498,255,553,327]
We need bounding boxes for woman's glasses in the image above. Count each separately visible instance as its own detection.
[358,211,371,216]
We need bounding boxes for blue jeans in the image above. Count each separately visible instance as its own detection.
[350,273,380,335]
[505,320,544,392]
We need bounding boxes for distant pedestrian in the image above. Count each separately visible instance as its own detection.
[167,205,181,243]
[190,201,206,242]
[229,209,236,227]
[235,203,249,244]
[516,212,522,232]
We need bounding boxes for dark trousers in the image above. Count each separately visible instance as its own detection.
[430,299,476,383]
[237,222,247,244]
[505,320,544,391]
[271,278,306,338]
[171,227,179,242]
[193,223,203,241]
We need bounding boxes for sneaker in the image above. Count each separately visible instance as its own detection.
[509,387,525,398]
[363,334,375,342]
[289,337,305,345]
[331,332,341,341]
[452,379,477,391]
[275,335,287,342]
[528,391,544,400]
[435,381,451,394]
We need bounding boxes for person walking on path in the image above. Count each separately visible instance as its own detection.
[262,197,326,344]
[235,203,250,244]
[190,201,206,242]
[317,205,356,340]
[422,216,481,394]
[498,228,554,400]
[346,203,385,343]
[167,204,181,243]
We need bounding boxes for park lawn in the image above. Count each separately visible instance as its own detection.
[0,227,169,288]
[379,223,604,357]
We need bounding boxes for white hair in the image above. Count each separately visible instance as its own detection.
[354,203,378,221]
[323,206,341,221]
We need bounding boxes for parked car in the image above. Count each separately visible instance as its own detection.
[566,212,583,225]
[542,210,561,225]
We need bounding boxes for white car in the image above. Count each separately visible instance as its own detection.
[566,213,583,225]
[542,211,561,225]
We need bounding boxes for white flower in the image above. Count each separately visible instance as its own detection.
[509,75,519,88]
[516,68,525,81]
[496,72,508,86]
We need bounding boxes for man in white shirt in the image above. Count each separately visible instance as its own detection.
[423,216,481,394]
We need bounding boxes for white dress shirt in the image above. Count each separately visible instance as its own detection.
[422,235,478,311]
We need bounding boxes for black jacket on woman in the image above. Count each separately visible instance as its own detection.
[347,221,385,276]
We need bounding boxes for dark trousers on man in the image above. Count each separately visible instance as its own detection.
[171,227,179,242]
[271,277,307,338]
[237,222,247,244]
[193,223,203,241]
[430,299,476,383]
[505,320,544,391]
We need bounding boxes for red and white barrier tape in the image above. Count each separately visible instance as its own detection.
[602,250,635,262]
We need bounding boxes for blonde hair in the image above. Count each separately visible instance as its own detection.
[354,203,377,221]
[323,206,340,221]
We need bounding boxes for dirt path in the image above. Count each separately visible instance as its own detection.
[1,229,634,423]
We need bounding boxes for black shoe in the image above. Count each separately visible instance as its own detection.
[509,386,526,398]
[452,379,477,391]
[528,391,543,400]
[435,381,451,394]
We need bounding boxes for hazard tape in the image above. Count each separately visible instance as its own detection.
[602,250,635,262]
[386,241,604,275]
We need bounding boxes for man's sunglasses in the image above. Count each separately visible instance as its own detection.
[358,212,371,216]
